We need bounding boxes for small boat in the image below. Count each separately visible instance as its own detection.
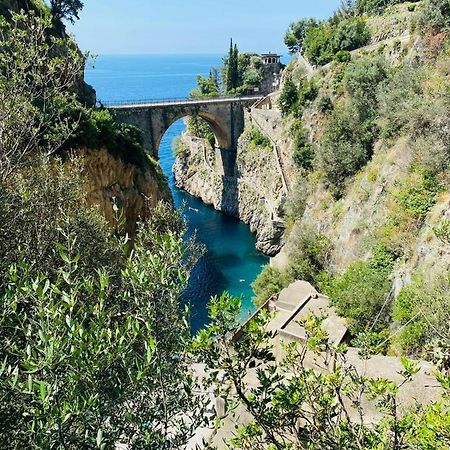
[188,207,199,212]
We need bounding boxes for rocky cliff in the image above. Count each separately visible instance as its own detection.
[173,122,286,256]
[80,148,170,237]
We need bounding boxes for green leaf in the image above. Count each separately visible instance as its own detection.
[96,428,103,447]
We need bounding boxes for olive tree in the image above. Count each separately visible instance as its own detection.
[0,202,209,449]
[0,11,84,181]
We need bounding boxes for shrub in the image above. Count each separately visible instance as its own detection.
[0,204,206,448]
[0,157,122,289]
[393,274,450,356]
[190,72,219,98]
[343,55,388,119]
[252,265,288,307]
[419,0,450,33]
[0,11,84,181]
[332,18,370,53]
[186,116,216,148]
[286,224,331,285]
[54,97,149,167]
[317,94,334,112]
[278,77,299,116]
[433,219,450,245]
[284,179,309,223]
[318,103,375,196]
[304,23,335,65]
[248,128,271,150]
[334,50,351,63]
[298,78,318,107]
[412,131,450,175]
[323,260,392,333]
[173,136,189,157]
[292,125,314,171]
[394,171,442,222]
[303,18,370,66]
[377,65,430,138]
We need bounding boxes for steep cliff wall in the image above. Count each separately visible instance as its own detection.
[173,122,285,256]
[257,7,449,358]
[80,148,171,236]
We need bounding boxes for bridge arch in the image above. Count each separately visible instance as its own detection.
[153,110,231,157]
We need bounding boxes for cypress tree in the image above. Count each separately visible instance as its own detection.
[226,38,234,93]
[233,43,239,89]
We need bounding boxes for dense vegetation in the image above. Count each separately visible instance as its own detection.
[284,13,370,65]
[222,43,266,94]
[262,0,450,358]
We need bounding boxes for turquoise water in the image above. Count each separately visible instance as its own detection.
[85,55,268,330]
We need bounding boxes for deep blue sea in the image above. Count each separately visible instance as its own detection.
[85,54,269,330]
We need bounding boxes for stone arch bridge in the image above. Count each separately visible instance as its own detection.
[108,95,262,176]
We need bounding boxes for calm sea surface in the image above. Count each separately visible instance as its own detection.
[85,54,269,330]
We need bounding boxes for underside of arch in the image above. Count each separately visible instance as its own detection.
[154,110,231,156]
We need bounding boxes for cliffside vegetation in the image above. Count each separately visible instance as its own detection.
[254,0,450,361]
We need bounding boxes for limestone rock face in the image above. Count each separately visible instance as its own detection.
[80,148,171,236]
[173,131,285,256]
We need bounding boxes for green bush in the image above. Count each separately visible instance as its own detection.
[317,56,390,195]
[394,171,442,222]
[334,50,351,63]
[304,23,335,65]
[343,55,388,119]
[433,219,450,244]
[286,225,331,285]
[292,123,314,171]
[0,201,206,447]
[0,157,123,289]
[393,274,450,356]
[278,77,299,116]
[303,18,370,66]
[284,179,309,223]
[297,78,318,107]
[248,128,271,150]
[53,97,150,167]
[377,65,429,138]
[190,71,219,98]
[332,18,370,53]
[323,260,392,333]
[419,0,450,33]
[252,265,288,307]
[318,103,375,196]
[187,116,216,147]
[317,94,334,112]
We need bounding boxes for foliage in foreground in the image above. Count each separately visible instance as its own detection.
[195,294,450,450]
[0,200,207,449]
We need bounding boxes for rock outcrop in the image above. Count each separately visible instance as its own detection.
[173,124,285,256]
[80,148,171,236]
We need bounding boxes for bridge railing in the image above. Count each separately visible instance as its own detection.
[98,94,263,108]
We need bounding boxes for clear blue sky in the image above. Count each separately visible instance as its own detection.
[68,0,342,55]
